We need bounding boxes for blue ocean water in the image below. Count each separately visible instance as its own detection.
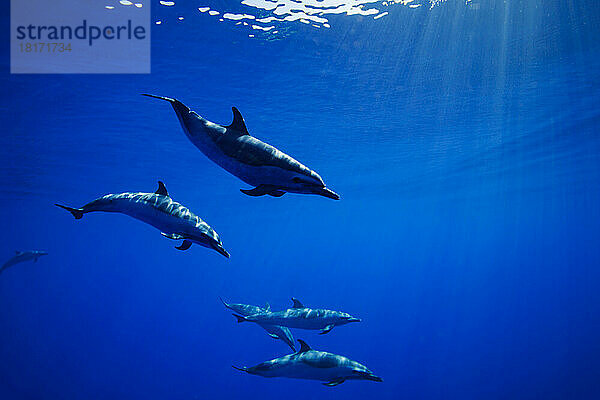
[1,1,600,399]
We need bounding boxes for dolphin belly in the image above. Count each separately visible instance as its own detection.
[188,136,297,188]
[215,157,299,188]
[253,316,327,330]
[112,201,192,235]
[266,363,348,381]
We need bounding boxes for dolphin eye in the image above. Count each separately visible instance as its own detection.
[292,177,303,184]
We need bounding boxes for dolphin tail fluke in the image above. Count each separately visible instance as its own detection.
[219,297,230,309]
[232,314,247,323]
[142,94,190,117]
[232,365,248,373]
[141,93,176,103]
[55,204,84,219]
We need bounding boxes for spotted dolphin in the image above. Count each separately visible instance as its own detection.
[1,250,48,275]
[233,298,360,334]
[220,298,295,351]
[233,339,382,386]
[55,181,229,257]
[142,94,340,200]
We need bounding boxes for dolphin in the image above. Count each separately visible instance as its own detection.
[233,298,360,334]
[55,181,229,257]
[1,250,48,275]
[220,298,296,351]
[142,94,340,200]
[233,339,382,386]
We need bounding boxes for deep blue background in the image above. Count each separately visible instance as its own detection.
[1,1,600,399]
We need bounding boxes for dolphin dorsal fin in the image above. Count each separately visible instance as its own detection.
[155,181,168,196]
[264,302,271,312]
[291,298,304,309]
[226,107,249,135]
[297,339,312,353]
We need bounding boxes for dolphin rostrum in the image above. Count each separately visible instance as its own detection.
[233,339,382,386]
[55,181,229,257]
[220,298,295,351]
[233,298,360,334]
[1,250,48,275]
[142,94,340,200]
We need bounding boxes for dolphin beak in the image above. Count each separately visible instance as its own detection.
[316,187,340,200]
[367,374,383,382]
[348,318,361,323]
[212,242,230,258]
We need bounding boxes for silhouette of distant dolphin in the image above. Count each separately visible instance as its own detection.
[55,181,229,257]
[1,250,48,275]
[143,94,339,200]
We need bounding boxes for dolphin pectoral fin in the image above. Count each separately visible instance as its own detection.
[240,186,272,197]
[232,314,247,323]
[175,240,193,251]
[319,325,334,335]
[323,379,345,387]
[267,190,286,197]
[155,181,169,196]
[161,232,185,240]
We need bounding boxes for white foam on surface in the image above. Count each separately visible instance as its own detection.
[251,25,275,31]
[148,0,437,36]
[223,13,256,21]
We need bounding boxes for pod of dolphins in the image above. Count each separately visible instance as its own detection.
[3,96,381,387]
